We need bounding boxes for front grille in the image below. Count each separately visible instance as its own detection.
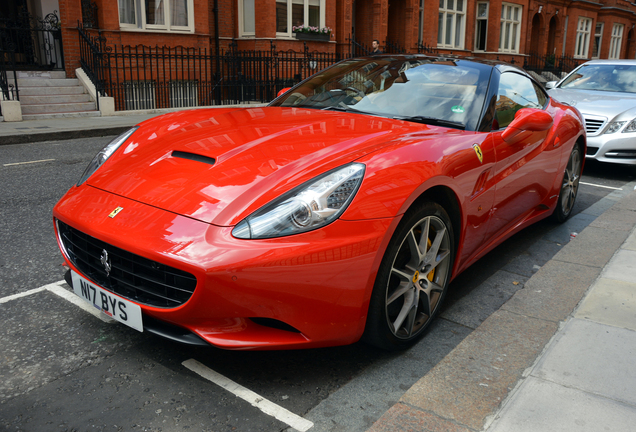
[584,116,606,135]
[57,220,197,308]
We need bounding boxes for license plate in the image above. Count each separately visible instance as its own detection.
[71,271,143,332]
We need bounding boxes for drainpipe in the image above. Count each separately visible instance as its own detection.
[214,0,221,104]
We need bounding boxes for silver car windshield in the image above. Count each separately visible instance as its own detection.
[560,64,636,93]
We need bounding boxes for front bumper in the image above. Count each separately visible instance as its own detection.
[53,185,395,350]
[586,132,636,165]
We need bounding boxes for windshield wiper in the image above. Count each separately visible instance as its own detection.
[320,105,368,114]
[392,115,465,130]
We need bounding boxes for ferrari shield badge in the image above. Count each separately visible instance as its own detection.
[472,144,483,163]
[108,207,124,218]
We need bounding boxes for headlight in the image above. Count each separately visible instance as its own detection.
[605,121,625,134]
[77,127,138,186]
[623,119,636,133]
[232,163,365,239]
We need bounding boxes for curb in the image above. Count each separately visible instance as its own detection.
[1,126,133,145]
[368,184,636,432]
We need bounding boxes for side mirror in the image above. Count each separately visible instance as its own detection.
[545,81,557,89]
[277,87,291,97]
[502,108,553,144]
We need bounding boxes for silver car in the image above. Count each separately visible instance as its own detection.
[547,59,636,165]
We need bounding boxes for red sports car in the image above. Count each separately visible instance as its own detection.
[53,55,585,351]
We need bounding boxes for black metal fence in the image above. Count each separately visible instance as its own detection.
[0,47,19,117]
[0,10,64,71]
[523,52,584,78]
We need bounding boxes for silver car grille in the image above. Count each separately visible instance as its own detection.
[583,115,607,135]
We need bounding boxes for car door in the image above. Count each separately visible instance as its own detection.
[487,71,561,239]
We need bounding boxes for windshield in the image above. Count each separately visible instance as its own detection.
[559,64,636,93]
[269,56,492,131]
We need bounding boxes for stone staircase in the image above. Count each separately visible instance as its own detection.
[11,70,99,120]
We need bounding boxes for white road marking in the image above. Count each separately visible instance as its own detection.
[0,280,113,323]
[3,158,56,166]
[580,181,622,190]
[183,359,314,432]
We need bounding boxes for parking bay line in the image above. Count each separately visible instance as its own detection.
[3,158,56,167]
[580,181,623,190]
[0,280,114,323]
[183,359,314,432]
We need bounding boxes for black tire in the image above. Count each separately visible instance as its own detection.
[552,144,583,223]
[363,202,455,351]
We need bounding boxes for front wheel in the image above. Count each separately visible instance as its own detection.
[363,202,454,350]
[552,144,583,222]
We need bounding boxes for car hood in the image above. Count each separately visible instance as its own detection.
[87,107,444,226]
[548,88,636,118]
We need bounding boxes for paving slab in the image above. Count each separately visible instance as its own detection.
[486,376,636,432]
[602,249,636,284]
[400,310,557,431]
[589,206,636,232]
[575,278,636,331]
[533,318,636,406]
[550,226,630,268]
[368,403,473,432]
[624,229,636,251]
[501,260,601,323]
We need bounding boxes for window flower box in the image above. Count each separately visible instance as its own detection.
[293,26,332,42]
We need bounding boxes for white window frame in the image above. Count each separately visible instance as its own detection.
[499,3,521,54]
[118,0,194,32]
[474,2,489,52]
[239,0,256,37]
[276,0,326,38]
[609,23,624,59]
[438,0,466,49]
[574,17,592,58]
[592,22,604,59]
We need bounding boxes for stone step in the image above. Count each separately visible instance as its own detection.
[17,85,87,96]
[22,111,101,121]
[12,78,80,87]
[20,94,94,105]
[21,101,97,114]
[16,70,67,80]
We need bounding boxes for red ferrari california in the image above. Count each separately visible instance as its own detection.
[53,55,585,351]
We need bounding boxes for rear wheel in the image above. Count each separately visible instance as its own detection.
[363,202,454,350]
[553,144,582,222]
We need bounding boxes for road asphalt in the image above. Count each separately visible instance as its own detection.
[2,112,636,432]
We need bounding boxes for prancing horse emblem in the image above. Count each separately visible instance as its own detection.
[100,249,112,276]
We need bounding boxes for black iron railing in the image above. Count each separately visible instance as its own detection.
[0,10,64,70]
[524,52,584,78]
[79,25,350,111]
[1,47,19,111]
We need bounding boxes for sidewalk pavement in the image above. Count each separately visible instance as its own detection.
[3,115,636,432]
[369,186,636,432]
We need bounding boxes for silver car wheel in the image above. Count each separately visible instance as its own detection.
[559,145,582,219]
[385,214,452,339]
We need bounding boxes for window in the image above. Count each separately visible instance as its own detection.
[475,2,489,51]
[592,23,604,59]
[499,3,521,53]
[574,18,592,58]
[118,0,193,31]
[169,80,198,108]
[609,23,624,59]
[494,72,544,129]
[239,0,255,36]
[276,0,324,36]
[124,81,157,110]
[438,0,466,49]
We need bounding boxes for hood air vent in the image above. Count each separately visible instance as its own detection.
[172,151,216,166]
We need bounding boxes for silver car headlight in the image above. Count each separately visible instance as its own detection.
[605,121,626,134]
[623,119,636,133]
[77,127,138,186]
[232,163,365,239]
